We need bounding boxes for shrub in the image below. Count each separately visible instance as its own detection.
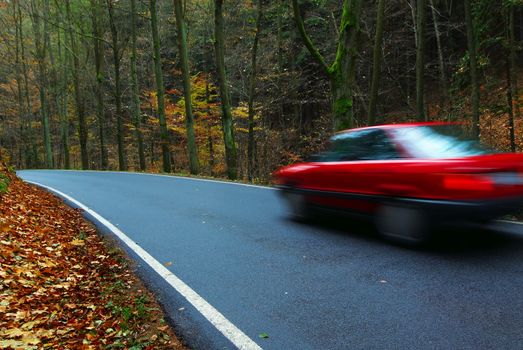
[0,173,10,194]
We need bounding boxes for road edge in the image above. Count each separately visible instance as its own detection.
[25,180,263,350]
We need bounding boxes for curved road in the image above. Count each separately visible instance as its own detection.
[18,170,523,350]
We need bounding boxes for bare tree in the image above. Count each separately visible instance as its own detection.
[130,0,146,170]
[214,0,237,179]
[149,0,171,173]
[415,0,426,120]
[464,0,480,139]
[174,0,199,174]
[91,0,108,169]
[247,0,262,181]
[65,0,89,169]
[367,0,386,125]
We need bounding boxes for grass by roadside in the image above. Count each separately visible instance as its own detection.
[0,164,187,349]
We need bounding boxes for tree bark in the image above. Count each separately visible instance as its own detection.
[31,0,53,168]
[130,0,146,171]
[214,0,237,179]
[506,3,519,152]
[247,0,262,181]
[149,0,171,173]
[367,0,385,126]
[13,0,28,167]
[50,1,69,169]
[107,0,127,171]
[56,20,70,169]
[91,0,108,170]
[205,80,215,176]
[19,2,38,167]
[415,0,426,121]
[174,0,199,174]
[277,0,285,129]
[464,0,480,139]
[292,0,362,131]
[66,0,89,169]
[430,0,447,111]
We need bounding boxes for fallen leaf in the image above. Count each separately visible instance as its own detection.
[2,328,27,338]
[70,239,85,246]
[21,321,39,330]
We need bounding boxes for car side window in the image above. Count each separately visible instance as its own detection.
[314,129,400,162]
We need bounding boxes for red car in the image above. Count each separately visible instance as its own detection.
[273,122,523,244]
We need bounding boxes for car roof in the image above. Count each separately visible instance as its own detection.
[335,121,459,135]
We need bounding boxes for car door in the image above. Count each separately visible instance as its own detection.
[304,129,402,212]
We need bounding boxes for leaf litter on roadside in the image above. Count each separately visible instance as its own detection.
[0,165,187,349]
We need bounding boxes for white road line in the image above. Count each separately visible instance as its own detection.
[26,180,263,350]
[145,172,275,190]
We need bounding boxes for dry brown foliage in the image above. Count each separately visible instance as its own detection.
[0,164,187,349]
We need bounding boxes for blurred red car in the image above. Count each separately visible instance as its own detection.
[273,122,523,244]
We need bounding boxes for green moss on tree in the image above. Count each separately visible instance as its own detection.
[334,98,353,115]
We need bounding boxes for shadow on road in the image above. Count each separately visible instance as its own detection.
[289,210,523,256]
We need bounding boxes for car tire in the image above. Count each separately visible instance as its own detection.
[284,191,311,221]
[376,203,431,245]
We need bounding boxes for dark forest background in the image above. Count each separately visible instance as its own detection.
[0,0,521,182]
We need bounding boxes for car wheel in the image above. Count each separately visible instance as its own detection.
[376,204,431,245]
[284,191,311,221]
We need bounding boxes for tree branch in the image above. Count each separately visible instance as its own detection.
[291,0,330,75]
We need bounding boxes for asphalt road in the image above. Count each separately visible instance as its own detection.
[18,170,523,350]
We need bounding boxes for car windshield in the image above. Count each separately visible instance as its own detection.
[391,124,494,158]
[310,128,400,162]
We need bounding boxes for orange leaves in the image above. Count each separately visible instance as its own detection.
[0,165,185,349]
[166,88,183,96]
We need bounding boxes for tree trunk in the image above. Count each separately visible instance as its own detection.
[56,21,70,169]
[66,0,89,169]
[205,80,215,176]
[130,0,146,171]
[506,55,516,152]
[331,0,362,130]
[506,3,520,152]
[277,0,285,129]
[174,0,199,175]
[91,0,108,170]
[107,0,127,171]
[19,2,38,167]
[214,0,237,179]
[43,0,54,166]
[149,0,171,173]
[464,0,480,139]
[430,0,447,112]
[415,0,426,121]
[31,0,53,168]
[247,0,262,181]
[292,0,362,131]
[49,1,69,169]
[367,0,385,126]
[13,0,28,168]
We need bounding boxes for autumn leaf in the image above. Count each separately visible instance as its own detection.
[70,238,85,246]
[0,167,186,349]
[1,328,26,338]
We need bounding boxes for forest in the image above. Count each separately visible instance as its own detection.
[0,0,522,182]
